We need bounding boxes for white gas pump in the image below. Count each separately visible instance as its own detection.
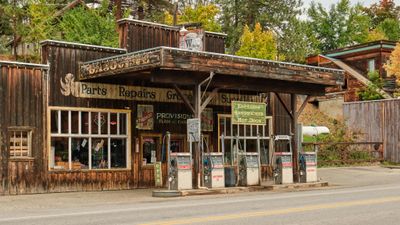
[299,152,318,183]
[273,135,294,184]
[167,132,192,190]
[169,152,192,190]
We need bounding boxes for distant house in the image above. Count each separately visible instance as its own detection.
[306,40,397,119]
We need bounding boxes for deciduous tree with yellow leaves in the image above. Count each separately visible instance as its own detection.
[235,23,278,60]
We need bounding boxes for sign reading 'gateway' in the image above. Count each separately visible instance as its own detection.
[61,74,264,106]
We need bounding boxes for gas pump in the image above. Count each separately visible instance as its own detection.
[167,132,192,190]
[299,152,318,183]
[273,135,294,184]
[237,134,261,186]
[238,152,260,186]
[202,137,225,188]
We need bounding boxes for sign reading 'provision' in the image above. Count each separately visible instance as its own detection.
[231,101,266,125]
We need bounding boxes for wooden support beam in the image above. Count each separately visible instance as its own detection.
[200,88,219,113]
[274,93,294,119]
[297,95,311,120]
[290,94,299,183]
[173,84,195,114]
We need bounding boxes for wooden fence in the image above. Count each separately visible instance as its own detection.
[343,99,400,163]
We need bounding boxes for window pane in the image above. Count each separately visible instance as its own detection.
[61,111,69,134]
[51,110,59,133]
[246,139,257,153]
[71,138,89,170]
[91,112,99,134]
[100,112,108,134]
[170,138,184,153]
[81,112,89,134]
[142,137,159,165]
[110,113,118,134]
[51,137,69,170]
[119,113,127,135]
[92,138,108,169]
[71,111,79,134]
[260,139,270,165]
[111,139,126,168]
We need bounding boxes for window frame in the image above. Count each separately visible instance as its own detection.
[48,106,131,171]
[8,126,33,159]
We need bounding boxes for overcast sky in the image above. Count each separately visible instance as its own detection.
[303,0,400,9]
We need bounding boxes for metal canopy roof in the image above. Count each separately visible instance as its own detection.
[79,46,344,96]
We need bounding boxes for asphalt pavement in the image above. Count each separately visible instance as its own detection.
[0,166,399,225]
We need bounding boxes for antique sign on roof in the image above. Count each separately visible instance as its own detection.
[79,46,344,95]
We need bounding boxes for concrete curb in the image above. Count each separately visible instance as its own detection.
[155,182,329,197]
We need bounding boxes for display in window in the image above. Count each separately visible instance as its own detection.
[71,138,89,169]
[92,138,108,169]
[142,137,159,165]
[136,104,154,130]
[51,137,69,170]
[110,113,118,134]
[111,139,126,168]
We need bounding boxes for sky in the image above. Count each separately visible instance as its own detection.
[303,0,400,9]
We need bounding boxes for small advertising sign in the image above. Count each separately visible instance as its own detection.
[136,104,154,130]
[187,118,201,142]
[179,29,204,51]
[231,101,266,125]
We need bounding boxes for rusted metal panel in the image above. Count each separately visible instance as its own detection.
[344,99,400,163]
[0,62,48,194]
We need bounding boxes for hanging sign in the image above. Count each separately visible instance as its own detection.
[232,101,266,125]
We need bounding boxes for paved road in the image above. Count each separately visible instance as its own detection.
[1,166,400,225]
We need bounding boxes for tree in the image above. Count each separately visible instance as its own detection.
[278,18,319,63]
[163,3,221,32]
[363,0,400,28]
[376,18,400,41]
[216,0,302,53]
[357,71,384,101]
[385,42,400,83]
[307,0,371,52]
[366,28,388,42]
[25,0,58,54]
[57,1,119,47]
[236,23,277,60]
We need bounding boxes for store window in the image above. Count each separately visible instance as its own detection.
[9,128,32,158]
[141,135,161,166]
[170,135,186,153]
[49,108,130,170]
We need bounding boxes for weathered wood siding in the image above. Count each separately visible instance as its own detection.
[0,62,48,194]
[118,19,226,53]
[344,99,400,162]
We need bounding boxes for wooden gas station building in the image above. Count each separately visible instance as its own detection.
[0,19,343,194]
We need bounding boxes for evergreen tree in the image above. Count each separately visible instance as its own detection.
[57,1,119,47]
